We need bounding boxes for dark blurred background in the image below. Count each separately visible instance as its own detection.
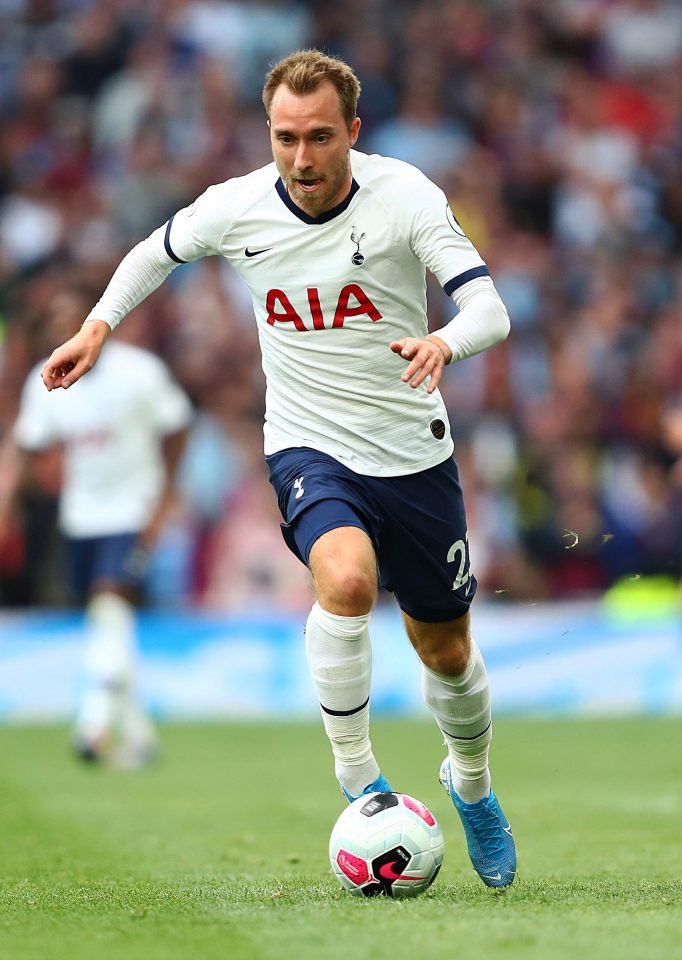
[1,0,681,613]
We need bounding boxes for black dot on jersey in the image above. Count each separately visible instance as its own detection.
[352,252,364,265]
[430,419,446,440]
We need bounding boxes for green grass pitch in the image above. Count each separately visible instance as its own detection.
[1,717,681,960]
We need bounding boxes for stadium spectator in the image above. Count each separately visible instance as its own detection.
[0,0,679,608]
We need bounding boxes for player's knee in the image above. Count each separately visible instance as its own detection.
[425,641,470,677]
[416,624,471,677]
[315,565,376,616]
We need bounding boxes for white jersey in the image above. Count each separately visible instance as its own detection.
[98,151,492,477]
[14,342,192,537]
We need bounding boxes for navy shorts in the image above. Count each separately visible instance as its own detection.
[66,532,147,603]
[266,448,477,623]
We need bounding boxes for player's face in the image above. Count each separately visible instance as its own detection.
[269,81,361,216]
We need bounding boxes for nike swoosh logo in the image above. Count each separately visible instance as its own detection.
[378,861,427,882]
[244,246,273,258]
[503,825,513,836]
[483,871,502,882]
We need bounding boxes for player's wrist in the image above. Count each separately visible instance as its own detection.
[426,335,452,365]
[80,318,112,342]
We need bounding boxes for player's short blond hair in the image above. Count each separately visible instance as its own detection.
[262,49,361,128]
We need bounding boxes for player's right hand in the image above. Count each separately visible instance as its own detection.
[41,320,111,391]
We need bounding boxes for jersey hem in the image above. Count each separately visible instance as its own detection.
[59,520,144,539]
[263,438,455,477]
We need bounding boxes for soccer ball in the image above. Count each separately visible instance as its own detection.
[329,792,444,898]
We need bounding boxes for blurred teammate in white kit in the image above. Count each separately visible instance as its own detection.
[0,287,192,766]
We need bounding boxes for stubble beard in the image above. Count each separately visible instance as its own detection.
[279,154,351,216]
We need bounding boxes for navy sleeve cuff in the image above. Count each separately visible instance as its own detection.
[443,265,489,297]
[164,216,187,264]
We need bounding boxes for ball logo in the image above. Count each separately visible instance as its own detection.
[371,845,430,895]
[378,861,425,882]
[336,849,371,885]
[360,792,399,817]
[350,226,365,265]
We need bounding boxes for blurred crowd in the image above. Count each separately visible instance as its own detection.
[1,0,681,611]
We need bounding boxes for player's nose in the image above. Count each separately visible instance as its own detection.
[293,141,313,171]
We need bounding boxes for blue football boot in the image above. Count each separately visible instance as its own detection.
[439,757,516,888]
[341,773,394,804]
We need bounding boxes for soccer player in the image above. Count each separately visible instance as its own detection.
[39,51,516,885]
[1,285,192,767]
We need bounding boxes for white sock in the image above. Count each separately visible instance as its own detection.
[76,592,137,738]
[305,601,380,797]
[422,637,492,804]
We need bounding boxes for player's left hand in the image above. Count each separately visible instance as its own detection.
[389,335,452,394]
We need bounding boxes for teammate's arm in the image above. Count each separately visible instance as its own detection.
[390,277,510,393]
[0,439,33,530]
[138,427,188,552]
[0,438,48,564]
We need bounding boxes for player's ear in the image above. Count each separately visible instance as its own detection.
[349,117,361,146]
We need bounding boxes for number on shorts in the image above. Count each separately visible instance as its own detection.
[447,537,470,591]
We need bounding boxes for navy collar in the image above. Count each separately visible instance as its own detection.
[275,177,360,224]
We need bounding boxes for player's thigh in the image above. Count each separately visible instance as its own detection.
[267,448,381,614]
[267,446,381,563]
[375,456,477,623]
